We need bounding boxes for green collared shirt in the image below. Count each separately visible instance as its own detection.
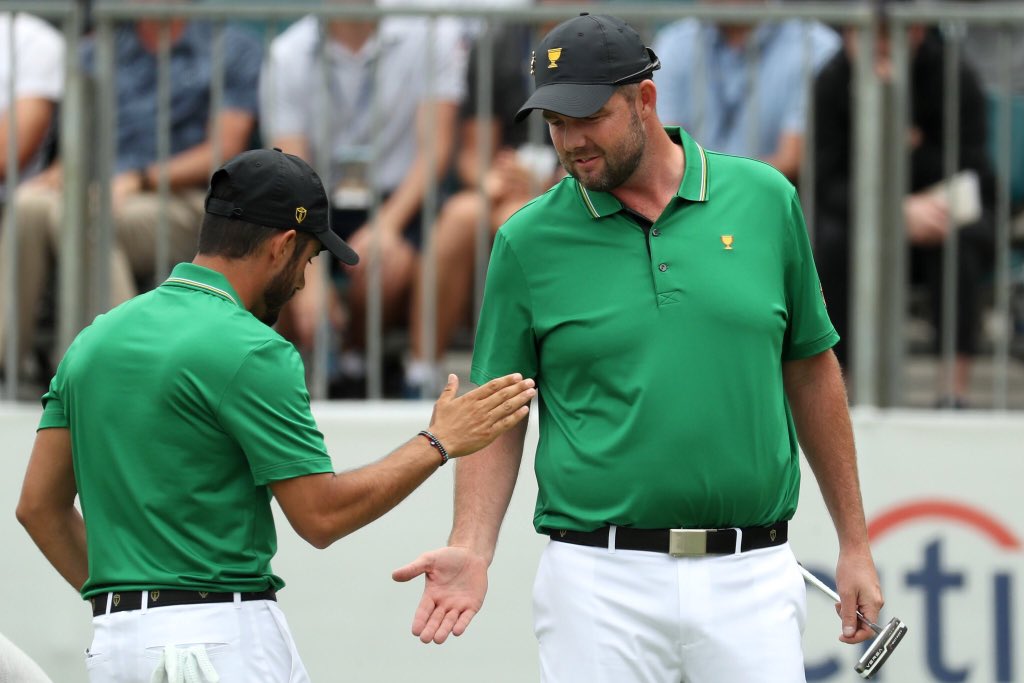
[40,263,334,599]
[471,127,837,532]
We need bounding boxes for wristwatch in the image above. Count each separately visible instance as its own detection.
[136,167,154,192]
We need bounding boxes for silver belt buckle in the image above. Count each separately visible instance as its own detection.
[668,529,708,557]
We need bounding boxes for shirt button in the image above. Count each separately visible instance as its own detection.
[659,263,668,272]
[651,228,661,237]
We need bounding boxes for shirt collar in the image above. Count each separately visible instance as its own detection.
[711,21,780,53]
[317,20,397,64]
[161,262,243,308]
[575,126,710,219]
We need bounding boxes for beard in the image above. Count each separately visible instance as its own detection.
[259,248,306,327]
[258,309,281,327]
[558,107,646,192]
[259,270,293,327]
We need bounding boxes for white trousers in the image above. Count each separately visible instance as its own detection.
[86,597,310,683]
[0,631,54,682]
[533,539,807,683]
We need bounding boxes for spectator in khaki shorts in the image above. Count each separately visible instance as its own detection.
[0,16,260,384]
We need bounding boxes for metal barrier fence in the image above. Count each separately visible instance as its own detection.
[1,1,86,403]
[1,1,1022,408]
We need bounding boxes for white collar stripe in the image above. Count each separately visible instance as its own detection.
[578,184,599,218]
[697,143,708,201]
[164,277,238,306]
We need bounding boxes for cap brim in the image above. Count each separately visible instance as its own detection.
[514,83,616,123]
[316,227,359,266]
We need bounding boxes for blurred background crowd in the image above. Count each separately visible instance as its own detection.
[1,0,1023,408]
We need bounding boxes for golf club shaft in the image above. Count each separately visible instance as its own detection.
[799,564,882,634]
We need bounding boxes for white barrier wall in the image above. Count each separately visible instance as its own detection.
[1,403,1022,682]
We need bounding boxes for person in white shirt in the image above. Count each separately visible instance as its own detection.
[262,7,467,397]
[0,12,64,200]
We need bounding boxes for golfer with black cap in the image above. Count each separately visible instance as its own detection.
[395,14,883,682]
[16,148,536,682]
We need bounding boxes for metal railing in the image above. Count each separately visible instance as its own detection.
[1,1,85,402]
[2,0,1022,409]
[885,2,1024,410]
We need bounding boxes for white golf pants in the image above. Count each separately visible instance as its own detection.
[86,597,310,682]
[533,538,807,683]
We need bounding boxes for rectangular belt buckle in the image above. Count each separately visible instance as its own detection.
[669,529,708,557]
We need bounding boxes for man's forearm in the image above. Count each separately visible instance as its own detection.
[449,420,527,563]
[22,508,89,592]
[142,110,255,191]
[0,98,56,181]
[273,439,442,549]
[784,351,870,551]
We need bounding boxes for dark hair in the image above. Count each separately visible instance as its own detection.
[197,213,315,259]
[616,83,642,104]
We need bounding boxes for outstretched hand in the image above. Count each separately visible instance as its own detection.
[428,373,535,459]
[392,546,489,644]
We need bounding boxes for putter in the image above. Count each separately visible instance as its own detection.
[799,565,908,679]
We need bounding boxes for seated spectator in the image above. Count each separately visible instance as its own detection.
[0,16,260,385]
[956,0,1024,208]
[0,12,64,201]
[813,0,996,407]
[404,11,566,396]
[652,0,839,181]
[376,0,532,40]
[262,6,466,397]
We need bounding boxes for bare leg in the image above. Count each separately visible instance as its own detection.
[410,191,485,365]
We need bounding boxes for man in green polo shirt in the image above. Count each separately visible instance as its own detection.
[16,148,536,683]
[395,14,883,682]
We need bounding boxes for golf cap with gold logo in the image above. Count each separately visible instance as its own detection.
[205,148,359,265]
[515,13,660,123]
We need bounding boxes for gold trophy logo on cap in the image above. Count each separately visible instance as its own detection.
[547,48,563,69]
[295,207,307,224]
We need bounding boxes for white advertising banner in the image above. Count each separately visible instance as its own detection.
[793,409,1024,683]
[2,405,1022,682]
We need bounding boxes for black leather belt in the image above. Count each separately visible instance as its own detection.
[548,521,787,556]
[91,589,276,617]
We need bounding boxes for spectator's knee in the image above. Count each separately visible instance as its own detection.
[112,194,156,237]
[12,185,60,237]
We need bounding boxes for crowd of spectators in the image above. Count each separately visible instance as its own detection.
[0,0,1022,406]
[0,15,260,387]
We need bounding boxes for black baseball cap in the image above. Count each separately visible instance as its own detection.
[205,148,359,265]
[514,13,660,123]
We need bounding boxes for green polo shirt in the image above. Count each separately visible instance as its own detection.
[39,263,334,599]
[471,127,838,532]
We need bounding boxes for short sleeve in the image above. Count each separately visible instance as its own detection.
[37,375,68,430]
[15,15,65,101]
[422,18,467,104]
[781,22,841,134]
[221,26,262,115]
[470,230,538,384]
[260,23,311,139]
[782,188,839,360]
[779,77,809,134]
[651,21,696,128]
[217,339,334,485]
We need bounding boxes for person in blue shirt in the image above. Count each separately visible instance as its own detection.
[652,0,838,181]
[0,18,261,386]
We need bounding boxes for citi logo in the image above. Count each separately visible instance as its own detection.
[806,499,1020,682]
